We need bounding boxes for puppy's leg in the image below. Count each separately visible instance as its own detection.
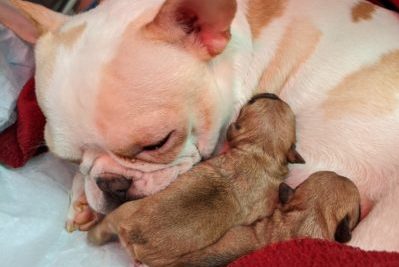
[87,215,118,245]
[172,224,263,267]
[88,201,142,246]
[349,183,399,251]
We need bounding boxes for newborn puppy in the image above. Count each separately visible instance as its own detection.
[88,93,305,266]
[173,171,361,267]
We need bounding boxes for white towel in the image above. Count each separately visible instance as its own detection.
[0,153,131,267]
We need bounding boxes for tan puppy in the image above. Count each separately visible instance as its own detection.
[171,171,361,267]
[88,93,305,264]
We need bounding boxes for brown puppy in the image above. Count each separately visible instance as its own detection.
[88,93,305,265]
[172,171,361,267]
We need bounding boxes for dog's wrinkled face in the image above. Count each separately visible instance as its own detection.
[11,0,237,212]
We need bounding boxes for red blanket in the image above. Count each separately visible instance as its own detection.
[229,239,399,267]
[0,78,46,168]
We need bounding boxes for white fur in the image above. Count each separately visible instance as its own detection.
[21,0,399,251]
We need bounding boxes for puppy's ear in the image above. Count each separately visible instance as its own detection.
[278,183,295,204]
[334,215,352,243]
[287,144,306,164]
[5,0,67,43]
[146,0,237,60]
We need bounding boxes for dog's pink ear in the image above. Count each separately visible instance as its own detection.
[146,0,237,60]
[2,0,67,43]
[287,144,306,164]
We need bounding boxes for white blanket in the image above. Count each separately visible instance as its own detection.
[0,153,130,267]
[0,23,34,132]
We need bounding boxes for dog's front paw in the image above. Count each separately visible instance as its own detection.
[66,194,101,232]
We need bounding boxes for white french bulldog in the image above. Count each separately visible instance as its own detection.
[3,0,399,251]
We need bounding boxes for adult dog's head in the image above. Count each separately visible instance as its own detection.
[6,0,238,213]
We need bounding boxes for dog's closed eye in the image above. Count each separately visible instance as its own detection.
[142,131,173,151]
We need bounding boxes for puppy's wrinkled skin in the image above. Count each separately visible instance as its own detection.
[172,171,361,267]
[88,95,304,266]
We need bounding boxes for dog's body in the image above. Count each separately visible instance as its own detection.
[4,0,399,250]
[89,170,361,267]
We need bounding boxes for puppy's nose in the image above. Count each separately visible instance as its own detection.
[96,175,132,203]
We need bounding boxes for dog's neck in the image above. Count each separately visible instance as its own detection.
[210,0,294,125]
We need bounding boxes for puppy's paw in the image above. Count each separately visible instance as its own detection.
[87,225,111,246]
[66,194,101,232]
[87,218,118,246]
[132,261,148,267]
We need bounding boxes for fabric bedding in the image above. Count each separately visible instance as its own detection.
[0,153,130,267]
[0,24,33,132]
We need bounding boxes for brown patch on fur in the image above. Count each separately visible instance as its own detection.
[246,0,287,39]
[256,20,321,94]
[352,2,376,22]
[54,23,86,49]
[323,50,399,119]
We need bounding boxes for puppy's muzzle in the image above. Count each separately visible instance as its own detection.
[96,175,132,203]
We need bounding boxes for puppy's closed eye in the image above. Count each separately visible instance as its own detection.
[334,215,352,243]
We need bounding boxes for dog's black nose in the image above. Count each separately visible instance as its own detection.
[96,175,132,203]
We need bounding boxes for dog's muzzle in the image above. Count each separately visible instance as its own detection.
[80,144,202,214]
